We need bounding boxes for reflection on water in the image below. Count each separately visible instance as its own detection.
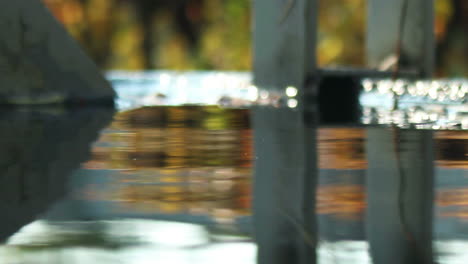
[0,106,256,264]
[87,106,252,227]
[0,107,114,241]
[0,104,466,264]
[3,220,256,264]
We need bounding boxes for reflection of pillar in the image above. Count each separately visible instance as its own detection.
[366,128,434,264]
[252,107,317,264]
[0,107,114,241]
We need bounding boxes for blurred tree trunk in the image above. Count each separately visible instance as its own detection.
[77,0,118,68]
[133,0,203,69]
[135,0,158,69]
[47,0,204,69]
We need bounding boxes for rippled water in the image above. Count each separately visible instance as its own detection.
[0,72,466,264]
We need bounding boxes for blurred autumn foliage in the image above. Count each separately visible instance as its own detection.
[43,0,251,70]
[317,0,366,67]
[43,0,468,76]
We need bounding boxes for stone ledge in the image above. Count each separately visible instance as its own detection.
[0,0,115,105]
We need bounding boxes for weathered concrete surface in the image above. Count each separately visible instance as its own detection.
[0,107,114,241]
[0,0,115,105]
[367,0,434,76]
[366,128,434,264]
[252,107,317,264]
[253,0,317,90]
[252,1,318,263]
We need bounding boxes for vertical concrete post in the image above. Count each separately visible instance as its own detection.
[366,128,435,264]
[252,1,318,264]
[253,0,317,90]
[367,0,435,76]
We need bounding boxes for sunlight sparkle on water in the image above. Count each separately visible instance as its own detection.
[288,98,298,108]
[285,86,298,97]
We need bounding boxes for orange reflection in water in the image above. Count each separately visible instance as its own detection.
[82,107,466,222]
[317,185,366,220]
[318,128,367,170]
[317,128,367,220]
[83,106,252,223]
[437,188,468,220]
[116,168,252,218]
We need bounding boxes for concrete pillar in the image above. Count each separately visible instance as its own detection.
[367,0,434,76]
[253,0,317,90]
[252,1,318,263]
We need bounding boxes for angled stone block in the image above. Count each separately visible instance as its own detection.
[0,0,115,105]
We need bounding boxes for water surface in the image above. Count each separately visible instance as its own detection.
[0,73,466,264]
